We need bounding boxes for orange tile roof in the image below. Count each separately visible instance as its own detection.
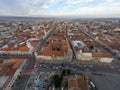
[0,58,25,77]
[9,58,25,62]
[68,79,77,89]
[14,44,30,51]
[6,68,17,76]
[92,53,104,57]
[1,44,15,51]
[30,40,39,48]
[77,76,88,90]
[68,76,89,90]
[12,62,22,69]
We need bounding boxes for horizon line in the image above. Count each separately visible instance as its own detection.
[0,15,120,19]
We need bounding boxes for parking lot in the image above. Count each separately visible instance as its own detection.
[88,73,120,90]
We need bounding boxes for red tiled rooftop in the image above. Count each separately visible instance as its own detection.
[92,53,104,57]
[9,58,25,62]
[14,44,30,51]
[1,44,15,51]
[68,79,77,89]
[0,58,25,77]
[29,40,39,48]
[68,76,89,90]
[12,62,23,69]
[77,76,88,90]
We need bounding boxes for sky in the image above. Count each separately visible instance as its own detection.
[0,0,120,18]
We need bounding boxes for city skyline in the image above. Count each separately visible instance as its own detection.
[0,0,120,18]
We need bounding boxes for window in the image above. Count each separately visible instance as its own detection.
[52,46,60,51]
